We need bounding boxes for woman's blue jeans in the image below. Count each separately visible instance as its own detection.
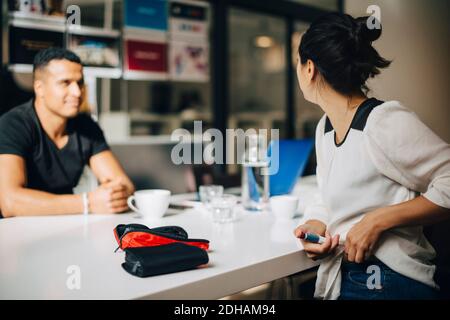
[339,258,440,300]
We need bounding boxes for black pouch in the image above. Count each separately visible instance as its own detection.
[122,242,209,278]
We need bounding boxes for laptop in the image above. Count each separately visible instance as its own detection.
[110,142,197,194]
[267,139,314,196]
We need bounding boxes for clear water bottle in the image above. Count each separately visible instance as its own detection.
[241,134,270,211]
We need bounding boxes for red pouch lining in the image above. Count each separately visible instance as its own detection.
[114,226,210,251]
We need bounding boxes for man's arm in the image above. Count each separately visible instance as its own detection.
[89,150,135,195]
[0,154,132,217]
[0,154,84,217]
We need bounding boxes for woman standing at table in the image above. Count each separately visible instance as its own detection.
[293,13,450,300]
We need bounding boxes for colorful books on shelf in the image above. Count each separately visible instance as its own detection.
[169,40,209,82]
[123,36,169,80]
[169,1,209,40]
[124,0,168,32]
[168,0,209,81]
[123,0,169,80]
[6,0,211,82]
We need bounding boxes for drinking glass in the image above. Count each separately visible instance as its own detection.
[209,194,237,223]
[199,185,224,207]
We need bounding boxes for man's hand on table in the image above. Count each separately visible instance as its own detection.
[88,178,133,214]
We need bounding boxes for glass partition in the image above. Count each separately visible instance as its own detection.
[229,8,287,137]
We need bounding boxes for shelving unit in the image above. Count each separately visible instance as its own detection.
[4,1,211,143]
[117,0,211,140]
[6,10,121,79]
[8,10,66,25]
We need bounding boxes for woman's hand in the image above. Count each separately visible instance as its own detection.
[345,210,386,263]
[294,220,340,260]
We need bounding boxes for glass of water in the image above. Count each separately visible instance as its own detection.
[199,185,224,207]
[209,194,237,223]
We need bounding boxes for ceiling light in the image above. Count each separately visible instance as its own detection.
[254,36,274,48]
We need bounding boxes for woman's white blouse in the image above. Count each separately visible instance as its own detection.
[304,99,450,299]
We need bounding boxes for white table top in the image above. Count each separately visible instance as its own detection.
[0,176,319,300]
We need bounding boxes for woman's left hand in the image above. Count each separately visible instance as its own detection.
[345,210,387,263]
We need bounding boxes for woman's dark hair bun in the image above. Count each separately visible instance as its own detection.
[354,16,382,44]
[299,13,391,95]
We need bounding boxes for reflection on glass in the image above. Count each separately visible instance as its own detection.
[228,8,287,173]
[228,8,287,135]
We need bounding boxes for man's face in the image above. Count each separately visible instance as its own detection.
[34,59,84,118]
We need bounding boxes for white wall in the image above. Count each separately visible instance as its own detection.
[346,0,450,142]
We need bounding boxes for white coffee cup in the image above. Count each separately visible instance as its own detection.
[270,195,299,220]
[127,189,171,219]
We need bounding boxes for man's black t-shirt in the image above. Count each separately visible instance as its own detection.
[0,99,109,194]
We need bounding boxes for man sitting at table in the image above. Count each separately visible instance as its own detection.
[0,47,135,218]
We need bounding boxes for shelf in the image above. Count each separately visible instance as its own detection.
[170,0,210,8]
[122,70,169,81]
[67,25,120,38]
[8,64,122,79]
[8,11,65,25]
[9,12,120,38]
[9,17,65,32]
[129,111,212,123]
[123,28,167,42]
[84,67,122,79]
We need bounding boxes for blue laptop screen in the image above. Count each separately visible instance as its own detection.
[267,139,314,196]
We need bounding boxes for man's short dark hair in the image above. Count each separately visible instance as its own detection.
[33,47,82,74]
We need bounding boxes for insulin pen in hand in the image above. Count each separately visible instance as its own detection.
[299,232,326,244]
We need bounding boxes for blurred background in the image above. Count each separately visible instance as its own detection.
[1,1,448,182]
[1,0,449,299]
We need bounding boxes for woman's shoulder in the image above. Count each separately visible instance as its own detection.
[365,100,420,133]
[364,99,444,153]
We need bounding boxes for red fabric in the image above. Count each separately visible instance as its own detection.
[118,231,209,251]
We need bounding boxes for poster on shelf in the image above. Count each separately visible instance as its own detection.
[169,0,208,40]
[169,39,208,81]
[67,34,120,68]
[8,26,63,64]
[124,0,168,32]
[124,38,168,75]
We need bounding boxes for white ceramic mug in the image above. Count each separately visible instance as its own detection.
[269,195,299,220]
[127,189,171,219]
